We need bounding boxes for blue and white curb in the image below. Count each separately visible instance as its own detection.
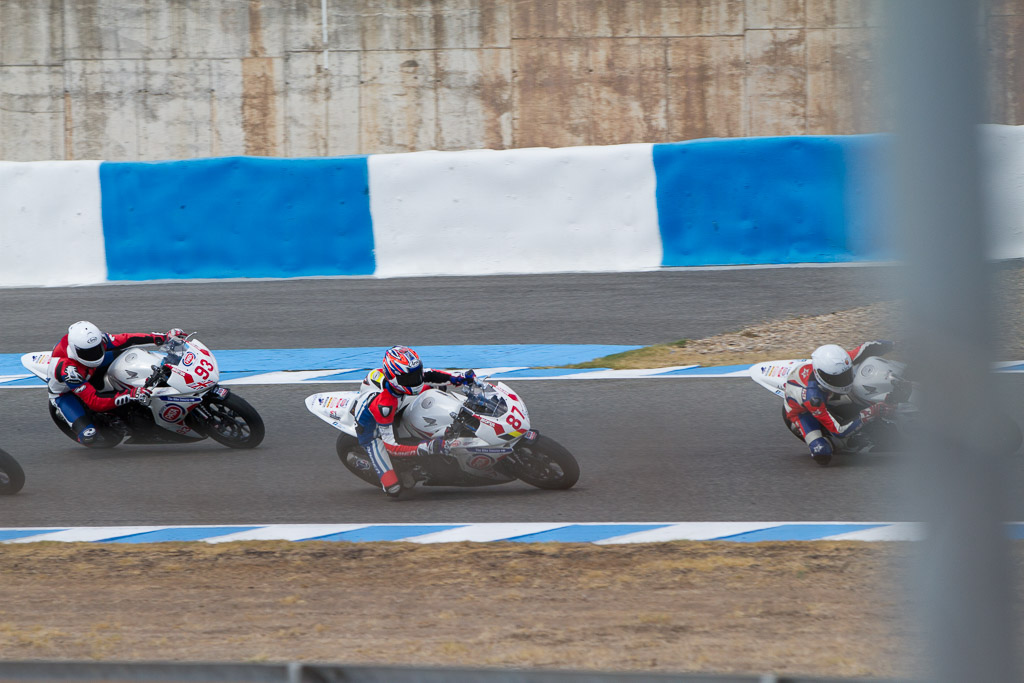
[0,522,932,544]
[0,344,756,388]
[0,365,755,389]
[4,345,1024,389]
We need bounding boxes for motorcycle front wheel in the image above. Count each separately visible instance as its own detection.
[0,448,25,495]
[335,433,381,488]
[201,394,265,449]
[511,435,579,490]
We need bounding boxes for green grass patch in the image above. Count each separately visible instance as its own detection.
[566,340,691,370]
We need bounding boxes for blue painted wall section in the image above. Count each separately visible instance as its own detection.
[653,135,887,267]
[99,156,375,280]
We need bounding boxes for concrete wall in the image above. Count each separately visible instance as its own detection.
[1,0,1021,162]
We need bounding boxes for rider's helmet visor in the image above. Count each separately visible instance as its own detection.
[396,366,424,388]
[819,367,853,391]
[75,342,105,363]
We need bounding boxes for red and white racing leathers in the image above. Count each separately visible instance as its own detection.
[782,341,894,460]
[48,331,170,439]
[352,367,461,493]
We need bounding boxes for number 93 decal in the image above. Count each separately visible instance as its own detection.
[193,357,215,380]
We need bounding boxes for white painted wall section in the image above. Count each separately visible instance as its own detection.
[983,124,1024,260]
[367,144,662,277]
[0,161,106,287]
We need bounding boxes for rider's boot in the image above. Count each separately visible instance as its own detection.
[73,416,98,445]
[380,469,402,499]
[78,426,98,445]
[808,436,833,466]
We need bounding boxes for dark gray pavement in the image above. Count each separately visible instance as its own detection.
[4,376,1024,526]
[5,266,1021,526]
[0,267,897,351]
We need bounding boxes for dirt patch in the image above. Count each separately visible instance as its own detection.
[576,262,1024,369]
[0,541,919,679]
[572,301,901,369]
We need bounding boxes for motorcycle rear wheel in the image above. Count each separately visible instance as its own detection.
[335,434,381,488]
[512,435,579,490]
[202,394,265,449]
[0,448,25,495]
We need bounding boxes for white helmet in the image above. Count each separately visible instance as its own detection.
[67,321,106,367]
[811,344,854,394]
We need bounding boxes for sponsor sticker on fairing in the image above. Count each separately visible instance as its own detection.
[469,454,495,470]
[161,405,185,422]
[182,352,196,367]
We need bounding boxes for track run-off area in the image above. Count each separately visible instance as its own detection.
[4,266,1024,529]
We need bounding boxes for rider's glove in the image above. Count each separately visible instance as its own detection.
[416,437,449,457]
[115,386,152,407]
[859,402,893,423]
[450,370,476,387]
[153,328,186,346]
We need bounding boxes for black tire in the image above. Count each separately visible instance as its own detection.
[48,403,122,449]
[0,449,25,495]
[512,435,579,490]
[335,433,381,488]
[202,394,265,449]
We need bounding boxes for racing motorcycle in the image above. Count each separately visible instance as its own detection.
[751,356,1022,456]
[21,335,264,450]
[305,378,579,495]
[0,448,25,495]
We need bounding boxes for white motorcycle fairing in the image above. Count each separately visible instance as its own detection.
[750,354,930,456]
[20,337,259,447]
[750,356,914,407]
[106,340,221,438]
[749,359,806,398]
[305,380,535,485]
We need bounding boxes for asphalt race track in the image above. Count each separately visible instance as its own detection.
[4,266,1024,526]
[0,266,898,349]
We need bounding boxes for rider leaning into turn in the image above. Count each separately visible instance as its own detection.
[353,345,477,498]
[48,321,186,444]
[782,340,895,466]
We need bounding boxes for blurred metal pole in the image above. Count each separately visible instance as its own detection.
[886,1,1018,681]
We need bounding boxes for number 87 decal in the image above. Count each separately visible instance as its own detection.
[194,358,215,379]
[505,404,526,431]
